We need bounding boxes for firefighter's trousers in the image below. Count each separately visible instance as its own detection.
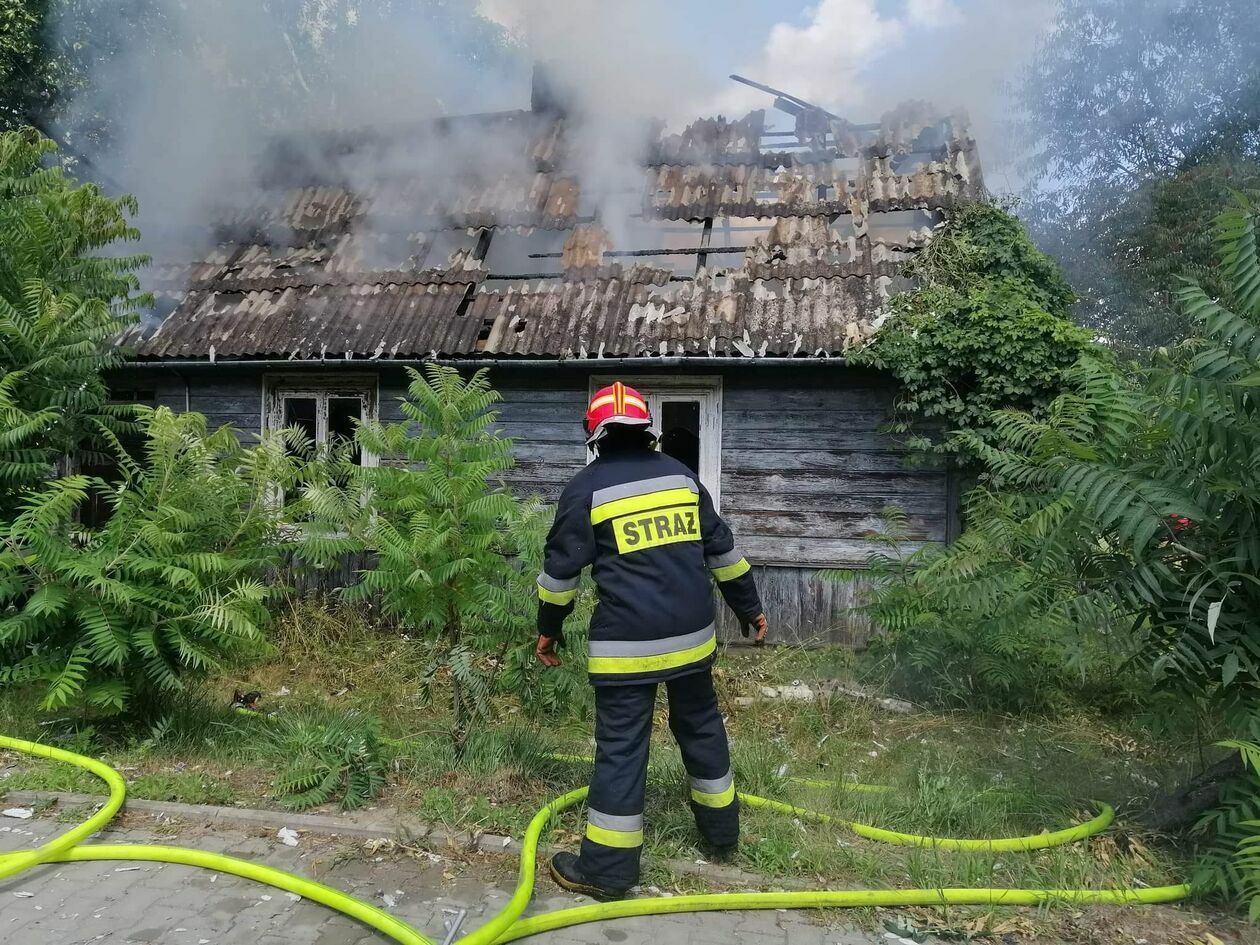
[578,669,739,889]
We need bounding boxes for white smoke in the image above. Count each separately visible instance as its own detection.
[53,0,735,261]
[51,0,1062,264]
[713,0,1057,188]
[54,1,531,261]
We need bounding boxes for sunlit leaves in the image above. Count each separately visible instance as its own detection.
[0,409,297,712]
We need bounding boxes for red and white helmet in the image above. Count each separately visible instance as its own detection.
[585,381,653,445]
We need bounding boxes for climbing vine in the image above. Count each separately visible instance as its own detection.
[853,203,1095,460]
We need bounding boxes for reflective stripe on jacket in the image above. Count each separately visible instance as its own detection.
[536,448,762,686]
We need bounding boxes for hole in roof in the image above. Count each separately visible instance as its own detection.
[753,189,778,205]
[512,318,527,333]
[603,218,706,278]
[455,284,476,318]
[868,209,943,244]
[890,151,938,174]
[484,227,569,276]
[344,231,420,271]
[421,228,483,268]
[711,215,774,247]
[828,215,859,241]
[701,251,745,272]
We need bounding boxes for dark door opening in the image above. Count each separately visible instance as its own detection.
[658,400,701,475]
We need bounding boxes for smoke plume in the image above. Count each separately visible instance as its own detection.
[51,0,727,262]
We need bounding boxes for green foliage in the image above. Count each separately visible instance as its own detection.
[1195,734,1260,921]
[0,408,297,713]
[853,204,1094,460]
[0,1,51,130]
[1019,0,1260,347]
[300,365,525,750]
[1103,159,1260,347]
[831,499,1130,710]
[853,197,1260,718]
[904,202,1076,318]
[0,128,144,313]
[0,129,146,508]
[495,497,593,719]
[259,706,387,812]
[1025,201,1260,701]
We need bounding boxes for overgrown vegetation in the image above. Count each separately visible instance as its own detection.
[300,365,589,752]
[0,409,299,712]
[0,130,146,511]
[851,203,1094,461]
[854,197,1260,913]
[261,706,387,812]
[830,495,1133,711]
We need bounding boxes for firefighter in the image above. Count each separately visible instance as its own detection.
[536,381,768,901]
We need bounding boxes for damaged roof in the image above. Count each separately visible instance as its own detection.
[125,101,984,361]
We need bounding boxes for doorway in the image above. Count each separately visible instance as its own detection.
[589,376,723,510]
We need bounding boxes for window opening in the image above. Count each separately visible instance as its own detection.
[283,396,318,453]
[659,400,701,475]
[267,378,377,507]
[327,397,363,465]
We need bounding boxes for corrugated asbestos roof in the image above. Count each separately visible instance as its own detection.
[125,106,984,361]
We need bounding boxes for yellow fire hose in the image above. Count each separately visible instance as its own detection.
[0,734,1192,944]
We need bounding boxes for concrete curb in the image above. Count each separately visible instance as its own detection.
[2,788,810,890]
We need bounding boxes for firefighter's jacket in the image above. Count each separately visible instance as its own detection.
[536,448,763,685]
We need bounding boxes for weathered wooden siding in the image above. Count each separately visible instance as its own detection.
[714,565,874,646]
[378,377,588,499]
[108,364,947,646]
[111,368,264,437]
[719,374,948,568]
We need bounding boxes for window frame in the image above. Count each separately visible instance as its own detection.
[588,374,723,511]
[262,374,380,467]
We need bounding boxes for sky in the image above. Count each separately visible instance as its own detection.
[476,0,1056,185]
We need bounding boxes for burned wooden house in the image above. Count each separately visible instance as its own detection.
[113,88,984,645]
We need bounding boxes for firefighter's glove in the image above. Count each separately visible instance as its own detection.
[536,632,564,668]
[741,613,768,646]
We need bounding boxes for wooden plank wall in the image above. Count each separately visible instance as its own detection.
[714,565,874,646]
[110,368,264,437]
[108,365,946,647]
[720,374,948,568]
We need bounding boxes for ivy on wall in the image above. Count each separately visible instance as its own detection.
[853,203,1095,460]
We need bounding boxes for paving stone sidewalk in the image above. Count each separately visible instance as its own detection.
[0,813,897,945]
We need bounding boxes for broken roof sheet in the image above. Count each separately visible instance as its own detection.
[124,105,982,362]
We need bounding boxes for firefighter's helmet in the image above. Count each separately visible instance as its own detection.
[585,382,653,445]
